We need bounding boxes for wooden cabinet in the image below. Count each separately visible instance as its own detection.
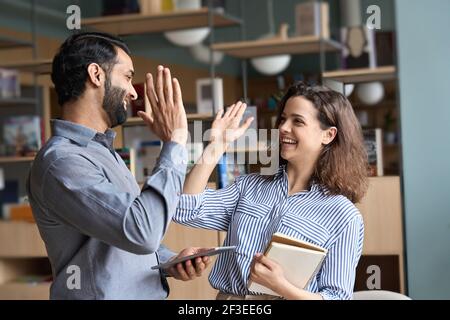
[355,176,405,293]
[0,221,51,299]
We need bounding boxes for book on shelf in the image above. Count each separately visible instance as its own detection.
[363,128,384,176]
[0,168,4,190]
[123,125,162,184]
[217,154,247,189]
[1,203,34,223]
[3,115,42,157]
[186,142,204,173]
[0,68,20,98]
[248,232,328,296]
[0,180,18,218]
[102,0,140,16]
[295,1,330,39]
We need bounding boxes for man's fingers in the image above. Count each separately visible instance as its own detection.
[137,110,154,125]
[183,260,197,280]
[176,262,190,281]
[145,73,159,113]
[155,65,166,108]
[194,257,205,276]
[163,68,173,105]
[173,78,184,108]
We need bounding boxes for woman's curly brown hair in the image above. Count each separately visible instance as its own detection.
[275,82,368,203]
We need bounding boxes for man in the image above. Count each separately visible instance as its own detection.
[27,32,210,299]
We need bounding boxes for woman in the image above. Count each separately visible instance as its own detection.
[174,82,368,300]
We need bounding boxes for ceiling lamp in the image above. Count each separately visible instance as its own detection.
[251,54,291,75]
[164,28,210,47]
[163,0,209,47]
[250,1,291,75]
[190,43,224,65]
[356,81,385,105]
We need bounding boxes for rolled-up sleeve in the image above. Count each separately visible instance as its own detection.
[173,176,242,231]
[42,141,187,255]
[318,215,364,300]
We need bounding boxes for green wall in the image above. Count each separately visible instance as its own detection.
[395,0,450,299]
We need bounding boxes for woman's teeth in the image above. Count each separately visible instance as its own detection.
[123,101,127,110]
[281,138,297,145]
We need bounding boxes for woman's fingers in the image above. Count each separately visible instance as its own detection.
[230,101,244,118]
[235,102,247,121]
[215,108,224,120]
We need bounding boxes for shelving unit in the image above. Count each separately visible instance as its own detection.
[0,156,35,164]
[82,8,241,35]
[0,97,38,106]
[0,221,47,258]
[322,66,397,83]
[0,282,51,300]
[0,59,52,75]
[212,35,341,58]
[0,35,32,50]
[0,1,53,300]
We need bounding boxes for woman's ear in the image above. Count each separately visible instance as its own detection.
[322,127,338,146]
[87,63,103,88]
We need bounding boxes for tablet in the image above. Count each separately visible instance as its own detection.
[151,246,237,270]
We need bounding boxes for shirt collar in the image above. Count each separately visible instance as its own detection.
[274,164,321,194]
[51,119,116,150]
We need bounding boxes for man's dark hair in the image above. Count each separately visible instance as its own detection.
[51,32,131,106]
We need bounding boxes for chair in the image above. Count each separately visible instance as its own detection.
[352,290,411,300]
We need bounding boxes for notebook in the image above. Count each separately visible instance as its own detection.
[248,232,328,296]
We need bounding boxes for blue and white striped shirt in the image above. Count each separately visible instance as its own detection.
[174,165,364,300]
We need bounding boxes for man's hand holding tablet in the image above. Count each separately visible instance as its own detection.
[153,246,237,281]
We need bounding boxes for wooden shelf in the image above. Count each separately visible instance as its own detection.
[82,8,241,35]
[0,36,32,50]
[0,97,37,106]
[0,282,50,300]
[0,221,47,258]
[0,59,52,74]
[322,66,396,84]
[123,113,214,126]
[0,156,35,163]
[211,36,341,58]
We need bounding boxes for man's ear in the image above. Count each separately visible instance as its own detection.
[322,126,337,146]
[87,63,104,88]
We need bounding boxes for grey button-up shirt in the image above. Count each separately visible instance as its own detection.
[27,119,187,300]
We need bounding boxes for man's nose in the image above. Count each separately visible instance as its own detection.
[129,84,138,100]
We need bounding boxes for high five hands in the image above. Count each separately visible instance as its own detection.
[138,65,188,146]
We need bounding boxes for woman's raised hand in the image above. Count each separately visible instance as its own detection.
[210,101,254,149]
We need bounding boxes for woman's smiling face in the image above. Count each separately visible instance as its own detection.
[278,96,334,164]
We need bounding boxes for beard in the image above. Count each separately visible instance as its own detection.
[102,76,128,128]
